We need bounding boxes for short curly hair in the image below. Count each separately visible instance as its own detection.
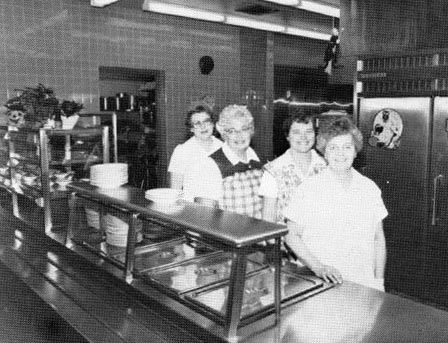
[316,116,363,155]
[185,105,215,129]
[282,112,316,138]
[216,104,254,136]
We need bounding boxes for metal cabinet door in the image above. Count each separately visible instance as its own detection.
[424,97,448,306]
[358,97,431,296]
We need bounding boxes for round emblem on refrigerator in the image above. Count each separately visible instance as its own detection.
[369,108,403,149]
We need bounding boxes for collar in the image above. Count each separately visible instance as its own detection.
[222,142,260,165]
[286,148,325,164]
[324,167,364,191]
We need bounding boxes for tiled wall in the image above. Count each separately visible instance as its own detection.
[0,0,326,186]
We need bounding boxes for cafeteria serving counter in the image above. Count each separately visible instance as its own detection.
[64,182,334,341]
[1,188,448,342]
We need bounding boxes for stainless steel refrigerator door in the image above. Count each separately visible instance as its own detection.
[358,97,431,243]
[429,97,448,246]
[358,97,431,295]
[424,97,448,306]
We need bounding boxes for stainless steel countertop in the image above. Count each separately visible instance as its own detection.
[67,182,288,247]
[2,195,448,342]
[242,280,448,342]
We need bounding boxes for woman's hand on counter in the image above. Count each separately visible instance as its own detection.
[311,263,343,284]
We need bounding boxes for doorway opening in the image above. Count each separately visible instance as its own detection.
[98,66,165,189]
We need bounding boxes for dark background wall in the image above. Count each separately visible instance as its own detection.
[333,0,448,84]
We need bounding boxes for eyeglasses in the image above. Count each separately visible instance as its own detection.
[224,126,253,135]
[192,118,212,128]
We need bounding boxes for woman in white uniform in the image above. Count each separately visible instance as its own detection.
[168,105,222,200]
[283,117,388,291]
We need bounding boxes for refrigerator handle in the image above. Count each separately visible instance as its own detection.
[431,174,444,226]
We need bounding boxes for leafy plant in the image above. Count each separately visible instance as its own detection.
[7,83,59,124]
[61,100,84,117]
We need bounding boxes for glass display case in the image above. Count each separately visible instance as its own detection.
[3,121,116,234]
[65,182,334,341]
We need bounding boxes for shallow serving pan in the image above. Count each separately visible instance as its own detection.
[111,236,217,272]
[185,268,327,320]
[146,251,266,294]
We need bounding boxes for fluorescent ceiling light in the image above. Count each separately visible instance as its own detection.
[226,15,284,32]
[285,27,330,40]
[142,1,225,22]
[264,0,300,5]
[299,0,340,17]
[90,0,119,7]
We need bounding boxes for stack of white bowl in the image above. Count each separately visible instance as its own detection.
[145,188,183,203]
[104,212,142,247]
[90,163,128,189]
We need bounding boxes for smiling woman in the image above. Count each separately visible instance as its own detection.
[259,113,326,223]
[168,105,222,195]
[283,117,388,291]
[186,105,265,219]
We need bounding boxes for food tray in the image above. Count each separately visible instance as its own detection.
[111,237,216,272]
[146,251,265,294]
[185,268,326,319]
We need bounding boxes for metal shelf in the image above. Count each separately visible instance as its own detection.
[5,118,116,234]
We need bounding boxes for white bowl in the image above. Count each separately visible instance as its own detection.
[145,188,183,203]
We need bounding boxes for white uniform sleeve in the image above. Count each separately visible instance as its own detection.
[186,158,223,201]
[258,170,278,198]
[168,144,185,174]
[371,186,388,223]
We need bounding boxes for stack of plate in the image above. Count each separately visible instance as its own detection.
[104,213,143,247]
[90,163,128,188]
[145,188,183,204]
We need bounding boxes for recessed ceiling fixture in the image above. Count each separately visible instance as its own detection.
[226,15,284,32]
[300,0,340,17]
[142,0,225,22]
[141,1,331,40]
[285,27,330,40]
[264,0,301,6]
[264,0,340,17]
[90,0,119,7]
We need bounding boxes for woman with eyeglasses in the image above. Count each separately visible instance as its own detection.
[187,104,265,218]
[168,105,222,196]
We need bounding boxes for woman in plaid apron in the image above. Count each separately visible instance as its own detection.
[187,105,264,219]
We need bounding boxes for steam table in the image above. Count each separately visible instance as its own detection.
[66,182,290,341]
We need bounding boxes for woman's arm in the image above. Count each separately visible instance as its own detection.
[374,221,386,279]
[286,220,342,284]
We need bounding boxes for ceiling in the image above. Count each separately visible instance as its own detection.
[103,0,339,37]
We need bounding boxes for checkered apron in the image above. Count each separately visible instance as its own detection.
[210,148,264,219]
[220,169,263,218]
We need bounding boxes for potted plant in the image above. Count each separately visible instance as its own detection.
[60,100,84,129]
[5,83,59,128]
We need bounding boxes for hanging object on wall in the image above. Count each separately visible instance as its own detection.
[199,56,215,75]
[320,28,342,75]
[368,109,403,149]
